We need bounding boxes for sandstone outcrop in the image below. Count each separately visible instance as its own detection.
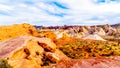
[0,36,60,68]
[0,23,39,41]
[82,34,106,41]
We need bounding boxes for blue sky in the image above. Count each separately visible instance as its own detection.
[0,0,120,26]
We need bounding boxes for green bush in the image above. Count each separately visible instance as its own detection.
[0,59,12,68]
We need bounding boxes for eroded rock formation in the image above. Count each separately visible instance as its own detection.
[0,23,39,42]
[0,36,67,68]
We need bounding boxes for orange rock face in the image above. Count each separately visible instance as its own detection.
[39,31,57,40]
[0,23,39,41]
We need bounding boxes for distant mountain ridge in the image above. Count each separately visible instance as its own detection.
[111,23,120,27]
[34,23,120,29]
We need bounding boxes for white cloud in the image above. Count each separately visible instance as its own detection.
[0,4,14,11]
[0,0,120,26]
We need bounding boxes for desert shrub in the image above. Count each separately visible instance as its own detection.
[55,37,120,59]
[0,59,12,68]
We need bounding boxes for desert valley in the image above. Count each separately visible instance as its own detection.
[0,23,120,68]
